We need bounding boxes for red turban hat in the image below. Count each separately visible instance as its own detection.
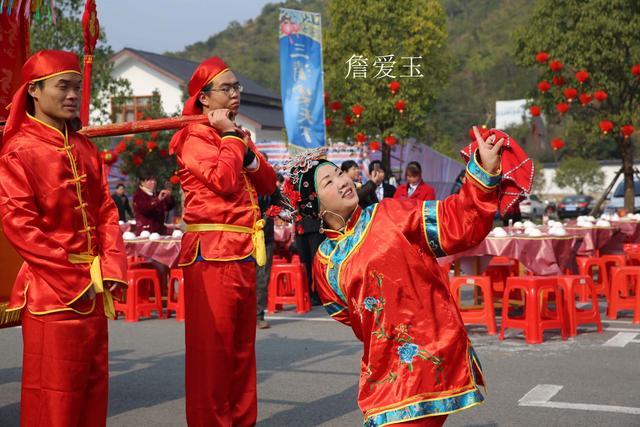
[3,50,81,142]
[461,128,534,217]
[182,56,229,116]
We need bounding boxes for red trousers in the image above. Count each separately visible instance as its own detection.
[184,261,257,427]
[393,415,448,426]
[20,295,109,427]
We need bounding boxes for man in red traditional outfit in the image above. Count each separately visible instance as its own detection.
[0,50,128,427]
[169,57,276,426]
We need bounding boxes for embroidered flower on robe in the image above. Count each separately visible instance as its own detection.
[363,297,380,311]
[397,343,420,364]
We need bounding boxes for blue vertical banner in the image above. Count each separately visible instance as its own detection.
[279,8,325,149]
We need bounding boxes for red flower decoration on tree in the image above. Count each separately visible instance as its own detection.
[552,76,565,86]
[530,105,541,116]
[578,93,591,106]
[146,141,157,151]
[621,125,635,139]
[535,51,549,63]
[169,175,180,185]
[599,120,614,134]
[351,104,364,118]
[369,141,381,152]
[549,60,564,72]
[384,135,397,146]
[631,64,640,77]
[150,131,159,139]
[537,80,551,93]
[344,114,354,127]
[101,150,118,165]
[115,140,127,154]
[388,81,401,94]
[551,138,565,151]
[135,139,144,146]
[556,102,569,114]
[325,118,332,127]
[593,90,608,102]
[330,101,342,112]
[132,156,143,166]
[575,70,590,83]
[562,87,578,101]
[394,100,406,113]
[159,149,169,157]
[355,132,367,144]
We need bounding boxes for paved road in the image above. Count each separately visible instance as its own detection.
[1,304,639,426]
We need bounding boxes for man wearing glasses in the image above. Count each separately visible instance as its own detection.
[169,57,276,426]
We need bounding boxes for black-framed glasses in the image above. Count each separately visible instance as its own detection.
[206,83,243,96]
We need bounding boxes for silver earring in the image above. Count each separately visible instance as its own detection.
[319,212,325,234]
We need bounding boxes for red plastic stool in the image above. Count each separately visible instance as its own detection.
[114,268,164,322]
[483,257,519,301]
[601,255,626,300]
[623,243,640,253]
[554,276,603,336]
[499,276,567,344]
[267,262,310,314]
[449,276,497,334]
[166,269,185,321]
[575,257,609,301]
[607,266,640,323]
[627,252,640,266]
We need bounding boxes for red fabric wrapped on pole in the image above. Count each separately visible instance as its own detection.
[80,0,100,126]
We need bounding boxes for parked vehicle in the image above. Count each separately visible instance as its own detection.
[557,195,595,219]
[520,194,545,219]
[605,180,640,214]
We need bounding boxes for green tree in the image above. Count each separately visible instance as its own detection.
[515,0,640,210]
[555,157,604,195]
[323,0,450,166]
[30,0,130,122]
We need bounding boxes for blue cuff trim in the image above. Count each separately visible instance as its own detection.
[467,150,501,188]
[324,302,347,317]
[423,201,446,257]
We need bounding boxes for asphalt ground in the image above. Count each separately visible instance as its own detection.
[1,301,639,427]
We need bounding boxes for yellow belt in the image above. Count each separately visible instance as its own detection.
[68,254,116,319]
[185,220,266,267]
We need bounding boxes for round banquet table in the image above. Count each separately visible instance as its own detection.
[125,238,182,268]
[561,226,624,256]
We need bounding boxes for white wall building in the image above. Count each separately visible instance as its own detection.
[108,48,285,142]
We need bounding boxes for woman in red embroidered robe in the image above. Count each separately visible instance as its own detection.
[288,128,503,426]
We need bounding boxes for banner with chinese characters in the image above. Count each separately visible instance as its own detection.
[279,8,325,149]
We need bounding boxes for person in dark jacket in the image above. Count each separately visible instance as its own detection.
[133,176,175,235]
[112,183,133,222]
[357,160,396,208]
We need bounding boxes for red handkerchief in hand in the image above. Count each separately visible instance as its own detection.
[460,128,534,217]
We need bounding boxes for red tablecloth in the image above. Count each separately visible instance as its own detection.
[440,234,582,276]
[610,220,640,245]
[563,226,624,256]
[125,238,181,268]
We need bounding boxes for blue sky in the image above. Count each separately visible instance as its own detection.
[97,0,273,53]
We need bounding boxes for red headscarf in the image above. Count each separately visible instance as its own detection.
[461,128,534,217]
[2,50,81,142]
[182,56,229,116]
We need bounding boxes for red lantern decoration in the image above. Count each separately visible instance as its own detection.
[549,60,564,72]
[351,104,364,118]
[101,150,118,165]
[135,138,144,146]
[344,114,354,127]
[169,174,180,185]
[115,140,127,154]
[575,69,589,83]
[551,138,565,151]
[384,135,397,146]
[394,100,406,113]
[599,120,614,134]
[330,101,342,112]
[578,93,592,106]
[132,156,143,166]
[631,64,640,77]
[594,90,608,102]
[388,81,401,94]
[530,105,541,117]
[150,131,159,139]
[355,132,367,144]
[535,51,549,63]
[159,149,169,157]
[146,141,157,151]
[369,141,381,152]
[555,102,569,114]
[325,118,332,127]
[562,87,578,101]
[537,80,551,93]
[552,76,565,86]
[621,125,635,139]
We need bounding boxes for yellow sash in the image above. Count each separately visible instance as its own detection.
[185,220,266,266]
[68,254,116,319]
